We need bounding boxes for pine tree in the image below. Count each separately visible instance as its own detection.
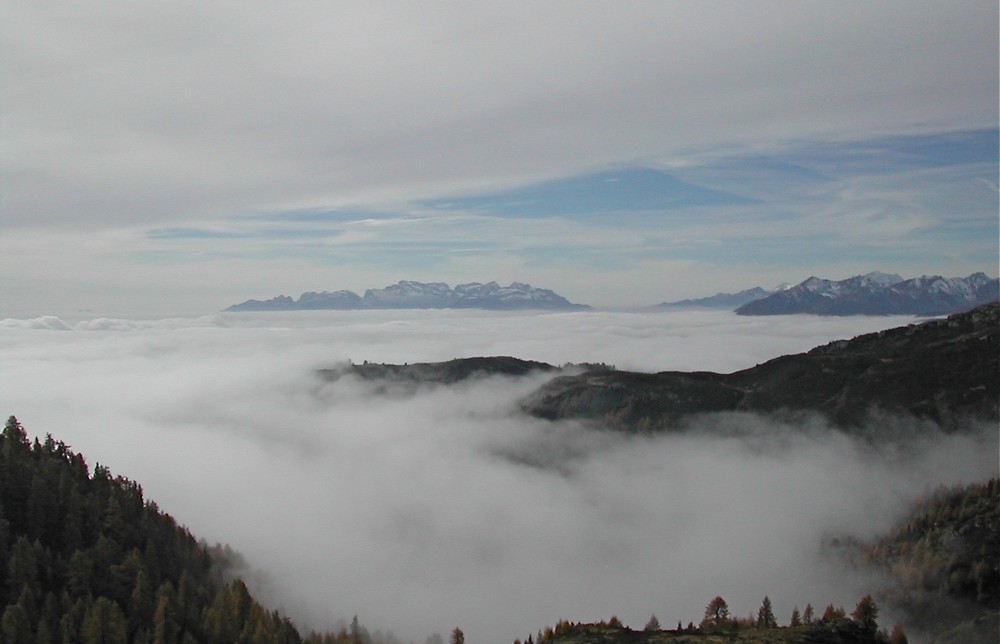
[450,627,465,644]
[789,607,801,627]
[643,614,660,631]
[153,583,180,644]
[851,595,879,634]
[81,596,128,644]
[757,596,777,628]
[2,599,33,644]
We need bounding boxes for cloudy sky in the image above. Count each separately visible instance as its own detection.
[2,2,998,316]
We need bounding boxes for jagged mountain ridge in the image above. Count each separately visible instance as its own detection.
[226,280,590,312]
[736,272,998,316]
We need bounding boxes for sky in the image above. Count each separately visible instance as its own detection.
[3,309,997,643]
[2,2,998,317]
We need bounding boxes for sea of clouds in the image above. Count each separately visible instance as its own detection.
[1,309,996,643]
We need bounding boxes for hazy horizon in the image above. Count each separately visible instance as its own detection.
[2,3,998,315]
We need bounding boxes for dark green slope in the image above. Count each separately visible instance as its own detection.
[0,416,353,644]
[522,303,999,431]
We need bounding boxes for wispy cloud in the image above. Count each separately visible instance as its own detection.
[1,3,996,315]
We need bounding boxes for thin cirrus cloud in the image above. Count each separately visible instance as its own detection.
[133,129,998,300]
[1,2,997,315]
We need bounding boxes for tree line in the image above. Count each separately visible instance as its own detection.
[0,416,359,644]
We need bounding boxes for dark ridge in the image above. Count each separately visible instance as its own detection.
[318,356,559,386]
[521,303,1000,431]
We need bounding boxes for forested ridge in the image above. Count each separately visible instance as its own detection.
[845,478,1000,644]
[0,415,359,644]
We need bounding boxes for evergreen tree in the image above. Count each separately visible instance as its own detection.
[851,595,879,634]
[3,600,32,644]
[450,627,465,644]
[152,583,180,644]
[756,596,777,628]
[789,606,801,627]
[7,536,40,599]
[129,570,154,639]
[81,596,128,644]
[643,614,660,631]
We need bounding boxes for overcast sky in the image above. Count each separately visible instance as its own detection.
[2,2,998,316]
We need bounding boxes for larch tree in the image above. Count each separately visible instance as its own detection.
[757,596,777,628]
[888,622,909,644]
[701,596,730,628]
[851,595,879,634]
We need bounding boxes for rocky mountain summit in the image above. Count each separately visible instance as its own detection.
[226,280,590,311]
[735,272,997,316]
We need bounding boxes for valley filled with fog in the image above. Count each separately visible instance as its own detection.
[1,309,996,643]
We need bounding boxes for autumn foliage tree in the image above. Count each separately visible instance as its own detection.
[700,596,730,629]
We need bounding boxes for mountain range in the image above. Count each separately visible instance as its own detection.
[659,272,998,316]
[735,272,998,316]
[225,280,590,312]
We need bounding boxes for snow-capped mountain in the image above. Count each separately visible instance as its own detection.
[225,281,590,312]
[735,272,998,316]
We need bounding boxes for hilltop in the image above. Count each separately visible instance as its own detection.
[522,303,999,431]
[328,304,999,432]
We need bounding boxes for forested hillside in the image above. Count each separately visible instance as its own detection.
[847,479,999,644]
[0,415,351,644]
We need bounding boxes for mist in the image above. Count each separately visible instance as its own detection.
[1,309,996,642]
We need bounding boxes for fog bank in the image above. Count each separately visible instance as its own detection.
[1,310,995,642]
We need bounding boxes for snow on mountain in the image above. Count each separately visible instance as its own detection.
[225,281,590,312]
[736,272,998,316]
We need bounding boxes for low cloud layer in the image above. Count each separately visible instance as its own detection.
[2,310,996,642]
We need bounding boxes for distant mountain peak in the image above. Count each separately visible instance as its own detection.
[653,286,772,310]
[226,281,590,312]
[736,272,997,316]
